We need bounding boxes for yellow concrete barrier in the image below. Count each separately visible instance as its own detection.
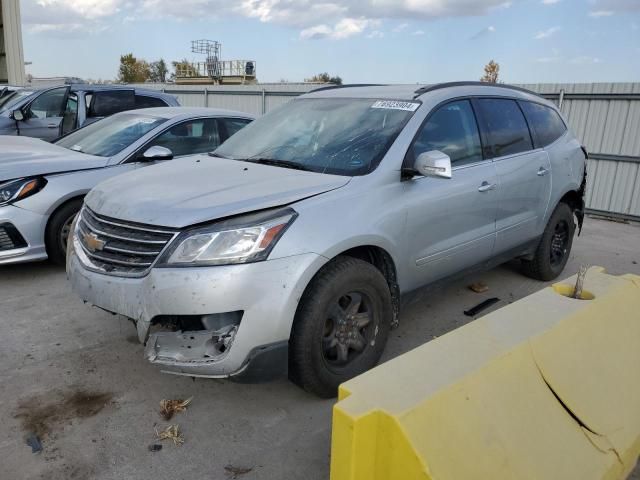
[331,267,640,480]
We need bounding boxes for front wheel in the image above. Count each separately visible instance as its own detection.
[521,202,576,281]
[45,199,83,266]
[288,256,392,398]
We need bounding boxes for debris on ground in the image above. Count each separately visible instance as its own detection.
[148,443,163,452]
[155,424,184,446]
[159,397,192,420]
[573,265,588,299]
[26,433,43,453]
[464,298,500,317]
[224,465,254,478]
[468,282,489,293]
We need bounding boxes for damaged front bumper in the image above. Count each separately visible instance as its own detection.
[67,239,326,379]
[144,326,237,371]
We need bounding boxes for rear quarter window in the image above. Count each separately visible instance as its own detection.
[476,98,533,158]
[135,95,168,108]
[519,101,567,148]
[222,117,252,138]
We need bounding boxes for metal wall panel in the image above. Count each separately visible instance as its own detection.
[0,0,26,85]
[130,82,640,219]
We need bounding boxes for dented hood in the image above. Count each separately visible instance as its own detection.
[86,155,350,228]
[0,136,107,182]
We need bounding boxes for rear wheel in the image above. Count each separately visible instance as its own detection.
[45,199,83,266]
[289,256,392,398]
[521,202,576,281]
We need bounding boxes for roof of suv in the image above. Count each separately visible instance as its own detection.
[24,84,173,98]
[303,81,547,104]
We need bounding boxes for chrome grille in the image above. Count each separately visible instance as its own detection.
[76,207,177,276]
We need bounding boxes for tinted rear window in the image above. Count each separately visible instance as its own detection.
[135,95,168,108]
[222,117,252,138]
[89,90,135,117]
[519,101,567,148]
[477,98,533,158]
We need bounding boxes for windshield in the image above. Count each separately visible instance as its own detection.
[213,98,418,176]
[55,113,165,157]
[0,90,34,112]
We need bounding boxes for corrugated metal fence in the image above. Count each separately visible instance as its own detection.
[518,83,640,221]
[133,82,640,220]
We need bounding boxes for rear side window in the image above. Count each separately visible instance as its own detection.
[89,90,135,117]
[412,100,483,166]
[519,101,567,148]
[222,117,252,138]
[135,95,168,109]
[476,98,533,158]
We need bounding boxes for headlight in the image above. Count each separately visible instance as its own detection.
[0,177,47,206]
[159,208,297,266]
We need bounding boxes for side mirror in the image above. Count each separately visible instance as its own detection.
[12,109,24,122]
[142,146,173,161]
[414,150,452,179]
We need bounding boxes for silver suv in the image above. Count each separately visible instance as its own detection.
[68,82,587,397]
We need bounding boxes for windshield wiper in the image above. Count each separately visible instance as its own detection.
[208,151,231,159]
[244,158,313,172]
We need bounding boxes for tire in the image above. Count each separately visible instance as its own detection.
[288,256,392,398]
[521,202,576,281]
[45,198,83,266]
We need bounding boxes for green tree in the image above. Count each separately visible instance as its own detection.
[117,53,151,83]
[149,59,169,83]
[305,72,343,85]
[480,60,500,83]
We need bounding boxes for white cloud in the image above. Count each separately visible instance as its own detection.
[570,55,601,64]
[534,26,561,39]
[541,0,561,4]
[536,56,560,63]
[590,0,640,13]
[588,10,614,17]
[366,30,384,39]
[392,23,409,33]
[35,0,123,19]
[469,25,496,40]
[300,18,378,40]
[412,29,426,35]
[24,0,517,40]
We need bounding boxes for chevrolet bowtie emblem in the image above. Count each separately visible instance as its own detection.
[84,232,106,252]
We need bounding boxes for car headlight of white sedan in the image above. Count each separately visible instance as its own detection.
[0,177,47,206]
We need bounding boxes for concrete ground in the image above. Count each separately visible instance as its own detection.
[1,216,639,480]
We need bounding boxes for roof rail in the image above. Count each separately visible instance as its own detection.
[308,83,387,94]
[413,81,541,99]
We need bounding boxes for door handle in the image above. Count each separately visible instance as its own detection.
[537,167,549,176]
[478,181,497,192]
[47,123,58,128]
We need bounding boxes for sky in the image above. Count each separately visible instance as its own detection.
[21,0,640,84]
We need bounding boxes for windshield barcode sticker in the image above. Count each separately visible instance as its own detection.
[371,100,419,111]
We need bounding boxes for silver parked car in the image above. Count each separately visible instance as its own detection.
[0,84,179,141]
[0,107,253,265]
[67,83,587,397]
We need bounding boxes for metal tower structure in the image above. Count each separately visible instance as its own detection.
[191,39,221,80]
[176,40,256,85]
